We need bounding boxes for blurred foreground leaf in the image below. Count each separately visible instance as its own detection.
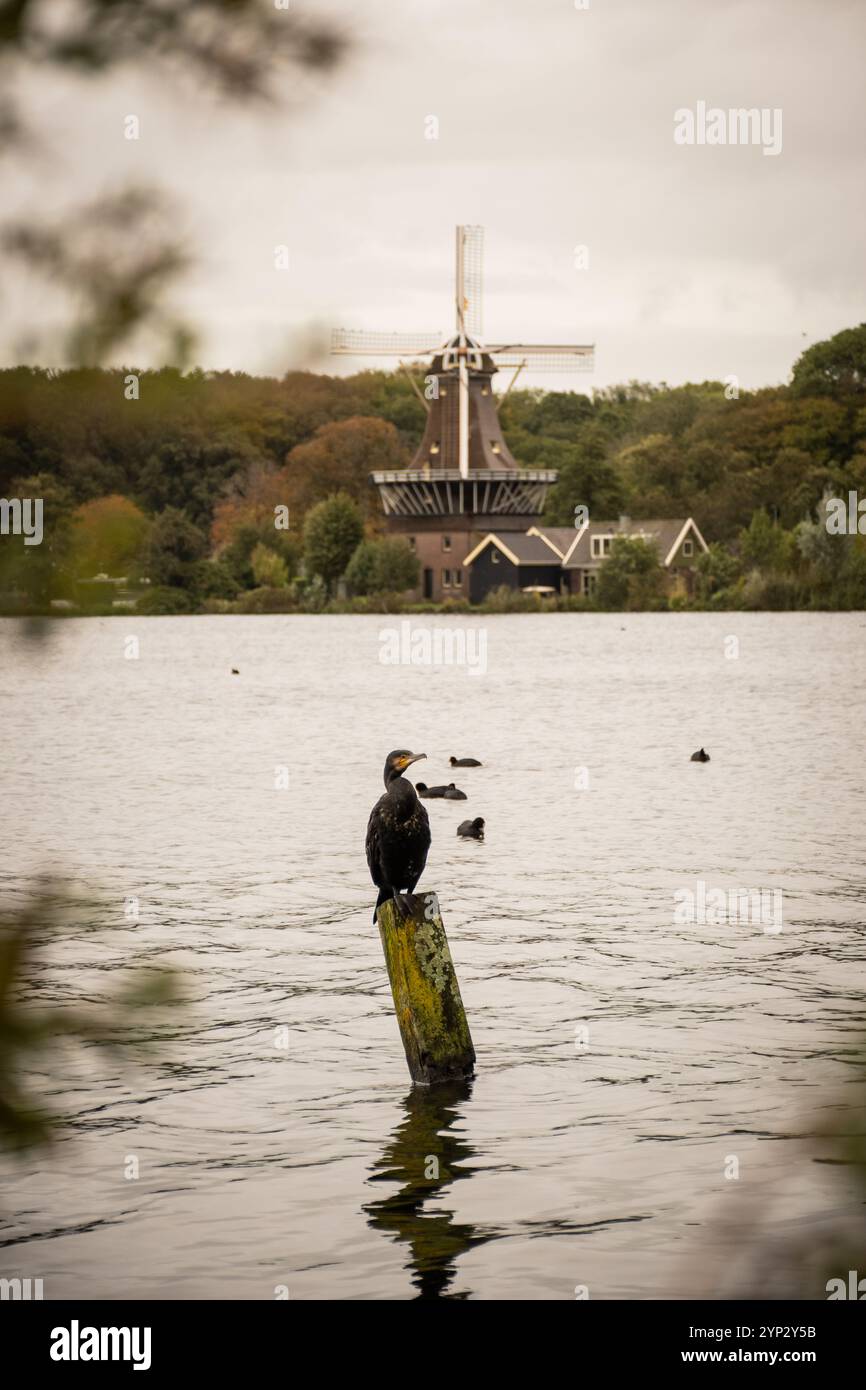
[0,880,186,1155]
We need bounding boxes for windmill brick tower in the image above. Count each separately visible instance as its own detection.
[332,227,594,602]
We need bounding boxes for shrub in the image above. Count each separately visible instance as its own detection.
[234,586,298,614]
[135,585,198,615]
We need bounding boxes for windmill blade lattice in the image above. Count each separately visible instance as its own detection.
[458,225,484,339]
[331,328,443,356]
[488,345,595,372]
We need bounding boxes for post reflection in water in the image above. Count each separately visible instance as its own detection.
[364,1079,494,1300]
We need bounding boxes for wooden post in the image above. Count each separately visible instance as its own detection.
[377,890,475,1085]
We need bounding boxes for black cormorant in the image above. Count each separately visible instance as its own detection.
[450,756,482,767]
[457,818,485,839]
[690,747,710,762]
[366,751,431,923]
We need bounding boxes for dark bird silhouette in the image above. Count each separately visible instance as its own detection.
[457,818,485,840]
[690,747,710,762]
[416,783,446,799]
[443,784,467,800]
[231,668,239,675]
[449,756,482,767]
[366,751,431,924]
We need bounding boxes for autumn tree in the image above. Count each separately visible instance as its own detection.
[286,416,408,522]
[211,460,292,549]
[70,494,151,577]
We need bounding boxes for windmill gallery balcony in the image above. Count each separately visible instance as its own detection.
[369,469,557,520]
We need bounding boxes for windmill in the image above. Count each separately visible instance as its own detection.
[332,226,594,480]
[330,227,595,601]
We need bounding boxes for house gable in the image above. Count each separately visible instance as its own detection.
[663,518,709,567]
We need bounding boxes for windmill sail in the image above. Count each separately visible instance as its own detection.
[456,225,484,340]
[487,344,595,371]
[331,329,443,356]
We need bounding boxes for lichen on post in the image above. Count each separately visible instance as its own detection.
[376,890,475,1085]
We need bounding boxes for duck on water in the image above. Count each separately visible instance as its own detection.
[366,751,431,924]
[417,781,467,800]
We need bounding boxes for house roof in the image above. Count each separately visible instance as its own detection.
[562,517,707,568]
[526,526,578,559]
[463,532,564,567]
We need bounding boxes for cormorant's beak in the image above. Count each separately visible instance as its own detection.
[403,752,426,768]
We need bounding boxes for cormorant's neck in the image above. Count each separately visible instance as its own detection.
[387,774,417,810]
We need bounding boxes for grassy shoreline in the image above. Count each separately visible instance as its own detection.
[3,590,864,619]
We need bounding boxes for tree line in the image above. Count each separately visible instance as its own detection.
[1,323,865,612]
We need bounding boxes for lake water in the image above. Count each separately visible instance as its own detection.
[1,612,864,1300]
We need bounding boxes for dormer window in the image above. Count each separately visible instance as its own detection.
[683,538,694,557]
[591,534,613,559]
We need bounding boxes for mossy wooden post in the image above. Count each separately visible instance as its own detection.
[377,890,475,1085]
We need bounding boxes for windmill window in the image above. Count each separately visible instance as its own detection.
[442,569,452,588]
[682,538,694,556]
[408,536,416,550]
[454,570,463,587]
[442,535,452,552]
[430,442,440,455]
[491,441,501,454]
[491,549,500,564]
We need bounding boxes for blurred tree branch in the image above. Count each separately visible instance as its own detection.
[0,881,185,1155]
[3,187,194,366]
[0,0,351,366]
[0,0,347,107]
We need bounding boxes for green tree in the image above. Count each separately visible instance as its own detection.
[250,542,288,588]
[543,427,624,525]
[193,558,240,599]
[303,493,364,592]
[615,433,688,515]
[142,506,207,589]
[790,324,866,400]
[595,536,665,610]
[345,537,419,595]
[738,510,795,573]
[0,473,76,606]
[695,542,741,603]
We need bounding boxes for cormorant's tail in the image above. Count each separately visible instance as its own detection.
[373,887,390,924]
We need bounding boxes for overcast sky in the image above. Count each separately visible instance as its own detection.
[4,0,865,390]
